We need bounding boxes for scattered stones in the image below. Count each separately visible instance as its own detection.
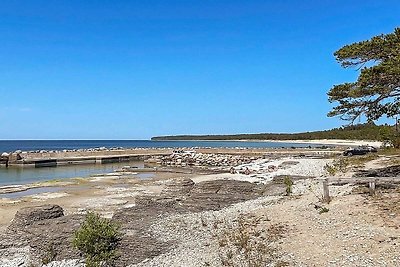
[43,259,85,267]
[146,152,262,170]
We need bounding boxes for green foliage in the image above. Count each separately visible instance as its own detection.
[328,28,400,122]
[73,212,121,267]
[324,158,349,175]
[318,207,330,214]
[152,123,394,141]
[324,163,337,176]
[283,176,294,196]
[379,126,400,148]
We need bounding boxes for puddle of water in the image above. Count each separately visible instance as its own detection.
[0,187,63,199]
[0,161,144,186]
[135,173,155,179]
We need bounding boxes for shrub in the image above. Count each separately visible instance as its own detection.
[283,176,294,196]
[324,158,349,175]
[73,212,121,267]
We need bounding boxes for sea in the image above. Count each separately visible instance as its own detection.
[0,140,320,153]
[0,140,322,187]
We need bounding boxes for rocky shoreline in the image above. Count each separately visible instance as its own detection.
[0,150,399,266]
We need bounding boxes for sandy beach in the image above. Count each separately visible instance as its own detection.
[268,139,383,147]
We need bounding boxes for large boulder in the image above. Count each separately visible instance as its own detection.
[9,204,64,229]
[184,179,264,211]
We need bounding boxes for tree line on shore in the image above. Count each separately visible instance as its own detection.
[152,123,396,142]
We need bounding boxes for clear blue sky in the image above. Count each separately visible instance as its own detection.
[1,1,399,139]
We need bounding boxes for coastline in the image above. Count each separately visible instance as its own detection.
[155,139,383,147]
[0,147,399,266]
[260,139,382,147]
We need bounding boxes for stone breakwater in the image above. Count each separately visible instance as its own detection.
[2,147,173,161]
[1,147,270,164]
[145,152,262,170]
[1,148,176,167]
[1,146,340,169]
[1,146,271,157]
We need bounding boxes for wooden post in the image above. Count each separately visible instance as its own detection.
[323,178,330,203]
[369,180,376,196]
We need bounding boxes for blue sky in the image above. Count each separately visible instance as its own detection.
[0,1,399,139]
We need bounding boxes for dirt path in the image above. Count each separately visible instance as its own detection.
[255,181,400,266]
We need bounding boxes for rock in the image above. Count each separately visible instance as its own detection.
[1,212,84,264]
[161,178,195,196]
[355,165,400,177]
[9,205,64,229]
[184,180,264,211]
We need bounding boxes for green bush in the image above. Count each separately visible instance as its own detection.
[283,176,294,196]
[73,212,121,267]
[324,158,349,176]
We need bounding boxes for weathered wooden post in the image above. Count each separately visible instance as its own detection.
[323,178,330,203]
[369,180,376,196]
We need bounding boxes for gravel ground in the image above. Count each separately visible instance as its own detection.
[130,196,283,267]
[193,158,333,184]
[239,158,333,182]
[0,247,31,267]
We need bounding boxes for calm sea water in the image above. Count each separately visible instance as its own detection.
[0,140,319,153]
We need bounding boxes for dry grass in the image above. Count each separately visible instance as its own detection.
[325,153,381,175]
[217,215,288,267]
[378,148,400,156]
[344,153,379,167]
[365,185,400,229]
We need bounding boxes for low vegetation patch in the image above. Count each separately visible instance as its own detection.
[283,176,294,196]
[217,215,288,267]
[314,205,330,214]
[345,153,379,167]
[324,157,350,175]
[41,242,57,265]
[73,212,122,267]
